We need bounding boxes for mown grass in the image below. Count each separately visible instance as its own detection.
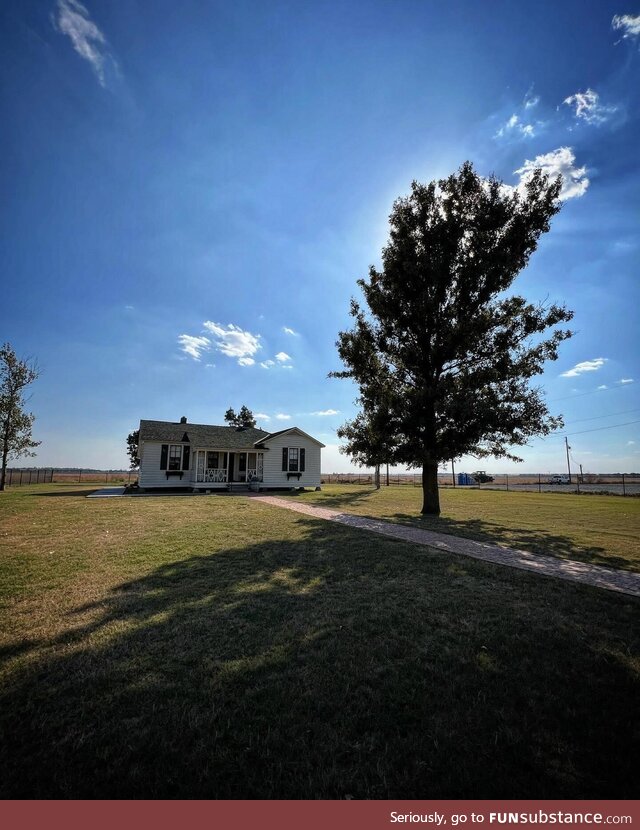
[283,484,640,572]
[0,484,638,798]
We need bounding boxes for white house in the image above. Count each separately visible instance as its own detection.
[137,417,324,491]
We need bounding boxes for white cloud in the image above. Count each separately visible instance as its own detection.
[524,94,539,109]
[53,0,114,87]
[254,413,270,421]
[514,147,589,200]
[597,384,608,390]
[178,334,211,361]
[612,13,640,40]
[260,359,276,369]
[281,365,293,370]
[562,88,617,125]
[560,357,607,377]
[496,113,536,139]
[275,351,291,362]
[618,377,635,384]
[275,413,291,420]
[628,441,636,445]
[283,327,299,336]
[203,321,261,365]
[311,409,340,416]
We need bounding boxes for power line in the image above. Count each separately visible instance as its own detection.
[547,383,634,404]
[562,407,640,427]
[566,419,640,437]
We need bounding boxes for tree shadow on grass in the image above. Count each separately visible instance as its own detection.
[387,512,633,572]
[28,489,102,498]
[0,518,637,799]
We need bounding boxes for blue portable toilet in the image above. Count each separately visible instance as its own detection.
[457,472,474,485]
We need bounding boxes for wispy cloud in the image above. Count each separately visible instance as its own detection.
[275,413,291,421]
[597,384,608,390]
[514,147,589,200]
[618,377,635,384]
[275,351,291,363]
[560,357,607,377]
[311,409,340,416]
[260,359,276,369]
[203,322,261,365]
[562,88,618,125]
[283,327,299,336]
[255,413,270,421]
[178,335,211,361]
[52,0,115,87]
[612,13,640,42]
[496,113,536,139]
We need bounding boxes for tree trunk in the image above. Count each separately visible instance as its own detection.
[421,459,440,515]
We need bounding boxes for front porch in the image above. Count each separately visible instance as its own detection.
[193,449,264,487]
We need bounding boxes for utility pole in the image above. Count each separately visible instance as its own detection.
[451,459,456,488]
[579,463,583,484]
[386,462,389,486]
[565,437,572,483]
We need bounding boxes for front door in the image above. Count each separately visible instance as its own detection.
[238,452,247,482]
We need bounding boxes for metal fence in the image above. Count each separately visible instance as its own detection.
[3,468,54,486]
[320,472,640,497]
[4,469,138,486]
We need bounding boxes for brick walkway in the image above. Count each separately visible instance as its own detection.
[249,495,640,598]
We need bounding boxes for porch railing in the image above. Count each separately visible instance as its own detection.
[199,468,228,483]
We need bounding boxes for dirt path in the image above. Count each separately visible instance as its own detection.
[248,494,640,598]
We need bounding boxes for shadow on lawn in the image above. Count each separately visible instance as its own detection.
[388,513,627,571]
[1,517,637,799]
[28,489,100,498]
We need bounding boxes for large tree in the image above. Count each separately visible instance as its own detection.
[332,162,573,515]
[224,405,257,428]
[0,343,41,491]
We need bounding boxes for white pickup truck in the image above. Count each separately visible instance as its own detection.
[548,475,570,484]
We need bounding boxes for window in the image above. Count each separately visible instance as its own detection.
[281,447,306,472]
[160,444,190,471]
[168,445,182,471]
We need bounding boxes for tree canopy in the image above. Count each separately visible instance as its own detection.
[224,406,257,429]
[332,162,574,514]
[0,343,41,491]
[126,429,140,469]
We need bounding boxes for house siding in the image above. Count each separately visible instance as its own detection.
[260,431,322,489]
[139,441,193,488]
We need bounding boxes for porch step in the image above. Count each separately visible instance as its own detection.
[227,482,250,492]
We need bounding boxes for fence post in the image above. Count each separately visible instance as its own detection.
[506,474,509,492]
[622,473,626,497]
[79,469,82,483]
[538,473,541,494]
[20,470,23,485]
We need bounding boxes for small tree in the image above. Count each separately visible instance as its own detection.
[126,429,140,468]
[0,343,41,491]
[224,406,257,428]
[332,162,573,515]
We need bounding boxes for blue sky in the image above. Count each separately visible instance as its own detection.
[1,0,638,473]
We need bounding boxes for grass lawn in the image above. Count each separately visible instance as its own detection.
[0,484,638,798]
[282,484,640,572]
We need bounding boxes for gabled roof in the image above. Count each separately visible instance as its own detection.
[256,427,326,448]
[139,420,270,449]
